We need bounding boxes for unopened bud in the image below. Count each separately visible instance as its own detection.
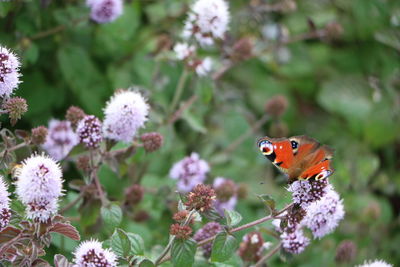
[141,132,164,152]
[3,97,28,126]
[335,240,357,264]
[133,210,150,223]
[215,180,236,202]
[170,224,192,240]
[65,106,86,129]
[124,184,144,206]
[231,37,253,62]
[265,95,288,118]
[31,126,48,145]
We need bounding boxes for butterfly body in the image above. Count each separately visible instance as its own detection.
[257,135,334,183]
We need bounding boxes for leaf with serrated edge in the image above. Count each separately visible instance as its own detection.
[171,238,197,267]
[211,232,239,263]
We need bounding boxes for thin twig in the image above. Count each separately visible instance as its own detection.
[60,193,83,214]
[254,242,282,267]
[167,94,198,125]
[169,69,189,115]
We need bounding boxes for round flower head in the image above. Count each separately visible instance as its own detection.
[86,0,123,24]
[238,232,265,262]
[42,119,79,160]
[356,260,393,267]
[281,228,310,254]
[0,46,21,97]
[287,179,331,208]
[174,42,196,60]
[183,0,230,46]
[15,154,63,222]
[0,176,11,230]
[303,188,345,239]
[103,90,149,143]
[194,222,222,258]
[169,152,210,192]
[213,177,237,215]
[194,57,212,76]
[73,239,118,267]
[76,115,103,149]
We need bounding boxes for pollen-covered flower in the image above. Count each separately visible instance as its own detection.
[0,46,21,97]
[86,0,123,24]
[174,43,196,60]
[15,154,63,222]
[281,228,310,254]
[356,260,393,267]
[213,177,237,215]
[73,239,118,267]
[183,0,230,46]
[103,90,149,143]
[287,179,331,208]
[42,120,79,160]
[185,184,215,212]
[0,176,11,230]
[303,188,344,239]
[169,152,210,192]
[76,115,103,149]
[194,222,222,257]
[238,232,264,262]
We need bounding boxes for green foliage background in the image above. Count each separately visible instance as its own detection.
[1,0,400,266]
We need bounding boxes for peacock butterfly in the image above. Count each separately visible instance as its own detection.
[257,135,334,183]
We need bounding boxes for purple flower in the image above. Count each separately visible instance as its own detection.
[169,152,210,192]
[73,239,118,267]
[0,176,11,230]
[194,222,222,257]
[287,179,331,208]
[42,119,79,160]
[15,154,63,222]
[76,115,103,149]
[86,0,123,24]
[281,228,310,254]
[103,90,149,143]
[0,46,21,97]
[303,188,345,239]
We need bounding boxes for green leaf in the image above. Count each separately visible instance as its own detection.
[101,203,123,230]
[279,247,293,262]
[182,110,207,134]
[130,256,154,267]
[111,229,131,258]
[257,194,276,214]
[171,238,197,267]
[211,232,239,263]
[127,232,145,255]
[224,210,242,227]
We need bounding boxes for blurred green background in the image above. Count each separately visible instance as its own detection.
[1,0,400,266]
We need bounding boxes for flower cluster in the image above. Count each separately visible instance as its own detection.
[193,222,222,257]
[169,224,193,240]
[276,181,345,254]
[42,119,79,160]
[0,176,11,230]
[15,154,63,222]
[185,184,215,212]
[169,152,210,192]
[238,232,265,263]
[103,90,149,143]
[76,115,103,149]
[173,43,213,76]
[73,239,118,267]
[182,0,230,46]
[86,0,123,24]
[0,46,21,97]
[356,259,393,267]
[213,177,237,215]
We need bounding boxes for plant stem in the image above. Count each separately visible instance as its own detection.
[155,210,196,265]
[254,242,282,267]
[157,204,293,265]
[169,69,189,115]
[60,193,83,214]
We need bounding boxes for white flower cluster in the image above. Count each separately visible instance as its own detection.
[76,115,103,149]
[86,0,123,24]
[173,42,213,76]
[356,259,393,267]
[0,46,21,97]
[15,154,63,222]
[42,119,79,160]
[102,90,149,143]
[73,239,118,267]
[183,0,230,46]
[169,152,210,192]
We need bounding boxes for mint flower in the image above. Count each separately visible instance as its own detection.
[0,46,21,97]
[0,176,11,230]
[73,239,118,267]
[86,0,123,24]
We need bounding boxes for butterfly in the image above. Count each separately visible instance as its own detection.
[257,135,334,183]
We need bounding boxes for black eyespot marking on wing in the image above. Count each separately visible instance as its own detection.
[291,140,298,149]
